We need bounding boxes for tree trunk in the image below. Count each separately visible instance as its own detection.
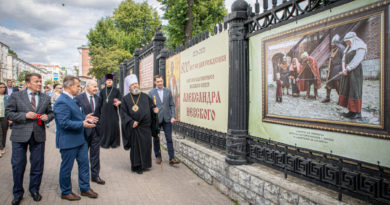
[184,0,194,46]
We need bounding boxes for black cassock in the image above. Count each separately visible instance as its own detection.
[120,92,155,171]
[99,86,122,148]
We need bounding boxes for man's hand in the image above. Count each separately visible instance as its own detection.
[8,120,12,125]
[113,98,121,107]
[170,118,176,123]
[86,113,99,124]
[83,120,96,128]
[40,114,49,121]
[26,112,37,119]
[132,121,139,128]
[340,69,348,76]
[153,107,159,113]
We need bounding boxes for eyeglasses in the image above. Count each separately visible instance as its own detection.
[0,87,6,89]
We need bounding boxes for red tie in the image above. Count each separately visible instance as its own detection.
[31,93,36,111]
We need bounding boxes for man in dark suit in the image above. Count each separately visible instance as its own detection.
[75,80,105,185]
[5,73,54,205]
[7,79,19,95]
[54,76,99,201]
[149,75,180,166]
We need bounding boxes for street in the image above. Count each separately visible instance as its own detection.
[0,122,232,205]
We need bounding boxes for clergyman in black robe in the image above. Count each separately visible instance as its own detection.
[120,74,158,174]
[99,74,122,148]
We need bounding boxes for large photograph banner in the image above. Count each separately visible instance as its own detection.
[262,6,385,136]
[166,54,181,121]
[179,31,229,133]
[249,0,390,167]
[139,53,154,90]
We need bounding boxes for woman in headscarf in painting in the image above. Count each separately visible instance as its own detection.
[338,32,367,119]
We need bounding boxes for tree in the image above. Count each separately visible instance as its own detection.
[44,79,53,86]
[87,0,161,78]
[88,46,132,79]
[8,49,17,57]
[158,0,227,48]
[113,0,160,48]
[18,70,30,82]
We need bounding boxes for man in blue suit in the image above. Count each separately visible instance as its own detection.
[54,76,99,201]
[149,75,180,166]
[75,80,105,185]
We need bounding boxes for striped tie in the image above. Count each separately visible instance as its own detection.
[31,93,36,111]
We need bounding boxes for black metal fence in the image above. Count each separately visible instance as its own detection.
[119,0,390,203]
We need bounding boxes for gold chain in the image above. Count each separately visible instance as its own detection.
[130,93,141,106]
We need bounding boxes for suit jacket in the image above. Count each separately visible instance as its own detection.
[74,92,101,139]
[149,87,176,124]
[54,93,86,149]
[5,90,54,143]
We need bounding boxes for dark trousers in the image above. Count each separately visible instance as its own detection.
[153,122,174,160]
[88,130,100,178]
[0,117,9,149]
[59,143,90,195]
[11,135,45,198]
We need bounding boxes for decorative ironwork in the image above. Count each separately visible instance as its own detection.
[173,122,226,150]
[245,0,353,37]
[247,136,390,204]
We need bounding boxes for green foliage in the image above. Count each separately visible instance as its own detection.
[17,70,30,82]
[158,0,227,48]
[88,46,132,79]
[87,0,161,79]
[44,79,53,86]
[8,49,17,57]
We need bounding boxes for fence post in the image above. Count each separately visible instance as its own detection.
[157,48,169,87]
[224,0,250,165]
[134,48,141,80]
[152,31,166,79]
[119,62,125,95]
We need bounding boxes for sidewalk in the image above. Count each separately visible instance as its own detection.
[0,123,232,205]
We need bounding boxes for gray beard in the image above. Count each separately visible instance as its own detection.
[131,88,141,95]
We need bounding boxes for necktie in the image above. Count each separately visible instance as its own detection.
[90,95,94,112]
[31,93,36,111]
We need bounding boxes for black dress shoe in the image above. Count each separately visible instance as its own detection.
[349,112,362,119]
[341,111,354,117]
[136,170,143,174]
[31,192,42,201]
[12,197,22,205]
[92,176,105,185]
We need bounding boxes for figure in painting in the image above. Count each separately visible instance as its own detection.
[338,32,367,119]
[322,34,345,103]
[298,52,321,100]
[275,73,283,103]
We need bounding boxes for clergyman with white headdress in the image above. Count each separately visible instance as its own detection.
[338,32,367,119]
[120,74,158,174]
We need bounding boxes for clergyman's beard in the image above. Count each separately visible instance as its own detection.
[131,87,141,95]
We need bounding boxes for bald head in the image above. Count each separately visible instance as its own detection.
[86,80,98,95]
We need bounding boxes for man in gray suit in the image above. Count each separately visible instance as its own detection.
[149,75,180,166]
[6,73,54,205]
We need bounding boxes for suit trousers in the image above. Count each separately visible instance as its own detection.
[88,130,101,178]
[59,142,90,195]
[153,122,174,160]
[11,134,45,198]
[0,117,9,149]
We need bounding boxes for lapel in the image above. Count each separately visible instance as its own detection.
[82,93,92,113]
[22,90,35,112]
[36,92,45,112]
[163,88,169,105]
[94,94,99,111]
[154,88,162,106]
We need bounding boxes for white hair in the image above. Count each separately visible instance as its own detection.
[86,80,97,86]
